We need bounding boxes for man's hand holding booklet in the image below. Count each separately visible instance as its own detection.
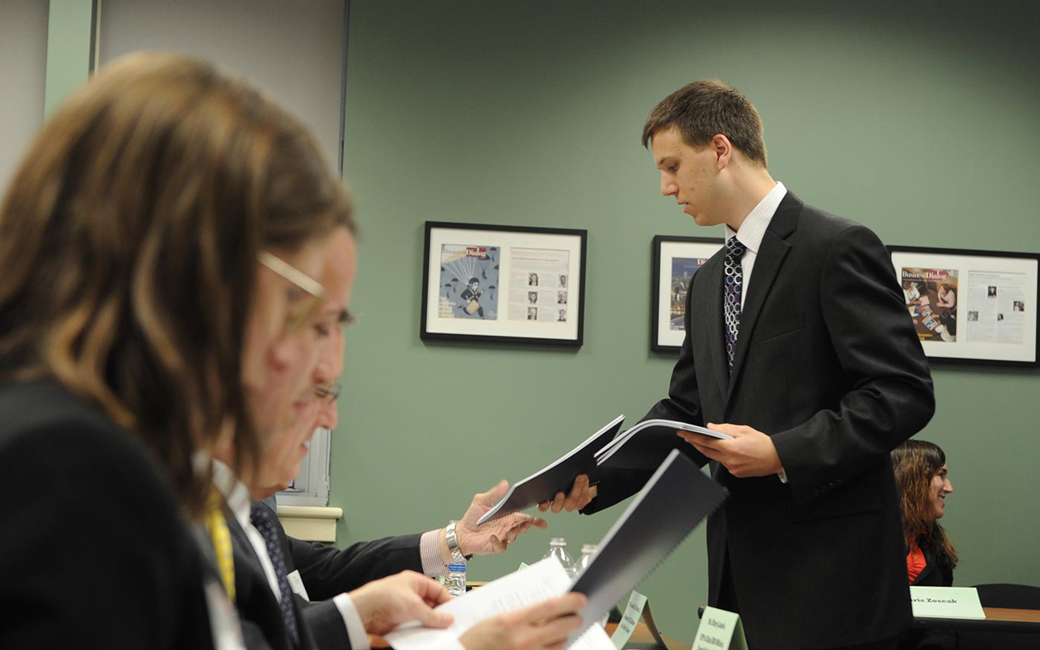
[477,415,731,526]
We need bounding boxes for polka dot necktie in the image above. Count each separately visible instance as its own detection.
[250,503,300,647]
[723,236,747,372]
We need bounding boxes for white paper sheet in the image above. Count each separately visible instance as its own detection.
[384,558,614,650]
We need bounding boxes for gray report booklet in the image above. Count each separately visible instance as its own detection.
[568,448,728,643]
[475,414,625,525]
[478,414,729,524]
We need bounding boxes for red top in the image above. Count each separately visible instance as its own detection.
[906,543,927,584]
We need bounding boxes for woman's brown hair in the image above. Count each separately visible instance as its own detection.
[892,439,958,570]
[0,52,354,517]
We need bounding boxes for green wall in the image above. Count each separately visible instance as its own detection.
[44,0,95,115]
[336,0,1040,642]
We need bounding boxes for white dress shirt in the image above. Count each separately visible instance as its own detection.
[723,181,788,310]
[723,181,790,483]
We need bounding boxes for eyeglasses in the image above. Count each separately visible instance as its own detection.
[314,383,341,402]
[258,251,326,331]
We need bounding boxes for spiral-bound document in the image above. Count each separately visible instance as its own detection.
[386,449,727,650]
[568,448,727,644]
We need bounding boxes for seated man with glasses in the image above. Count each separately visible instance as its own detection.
[225,229,550,650]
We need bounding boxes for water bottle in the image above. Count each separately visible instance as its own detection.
[446,562,467,597]
[578,544,608,627]
[577,543,598,574]
[542,537,577,578]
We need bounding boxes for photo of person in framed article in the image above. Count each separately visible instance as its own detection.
[902,267,958,342]
[439,244,499,320]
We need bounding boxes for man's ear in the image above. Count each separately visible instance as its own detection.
[712,134,733,169]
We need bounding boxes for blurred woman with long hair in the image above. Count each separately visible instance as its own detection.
[0,52,351,647]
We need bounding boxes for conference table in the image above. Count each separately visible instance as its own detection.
[911,606,1040,634]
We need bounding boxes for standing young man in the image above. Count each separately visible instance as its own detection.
[584,81,935,650]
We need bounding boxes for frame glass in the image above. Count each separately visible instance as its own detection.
[421,221,587,346]
[651,235,723,353]
[889,245,1039,367]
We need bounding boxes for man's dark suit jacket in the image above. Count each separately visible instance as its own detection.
[226,509,325,650]
[258,500,423,600]
[587,192,935,650]
[0,380,215,649]
[229,500,423,650]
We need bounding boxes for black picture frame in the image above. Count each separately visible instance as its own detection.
[651,235,724,353]
[888,245,1039,367]
[420,221,587,347]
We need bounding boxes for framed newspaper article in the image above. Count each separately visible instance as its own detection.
[889,245,1039,367]
[420,222,587,346]
[652,235,724,353]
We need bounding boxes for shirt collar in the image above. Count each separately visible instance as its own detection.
[725,181,787,253]
[211,458,252,530]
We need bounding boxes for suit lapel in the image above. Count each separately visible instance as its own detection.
[725,193,800,408]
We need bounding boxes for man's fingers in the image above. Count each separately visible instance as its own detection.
[414,605,454,629]
[550,491,565,513]
[688,438,725,463]
[537,501,551,512]
[538,614,584,644]
[481,479,510,502]
[520,593,587,624]
[415,574,452,606]
[677,431,724,448]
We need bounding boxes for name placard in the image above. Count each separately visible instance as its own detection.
[910,586,986,620]
[693,606,747,650]
[610,591,648,649]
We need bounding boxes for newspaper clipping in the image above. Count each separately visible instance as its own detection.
[438,244,499,321]
[508,247,570,322]
[670,257,711,331]
[966,271,1027,344]
[902,267,958,342]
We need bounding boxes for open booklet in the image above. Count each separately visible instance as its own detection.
[478,415,729,524]
[594,418,732,470]
[475,415,625,526]
[386,449,727,650]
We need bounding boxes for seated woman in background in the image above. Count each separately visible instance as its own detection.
[893,439,957,586]
[893,440,957,650]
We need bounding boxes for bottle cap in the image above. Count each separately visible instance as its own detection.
[581,544,598,554]
[550,537,567,546]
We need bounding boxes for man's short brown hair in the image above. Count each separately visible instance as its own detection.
[642,79,767,167]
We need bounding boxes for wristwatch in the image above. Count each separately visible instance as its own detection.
[445,520,471,563]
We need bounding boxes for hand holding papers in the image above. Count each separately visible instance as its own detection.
[385,559,610,650]
[479,415,726,524]
[386,450,728,650]
[457,480,549,555]
[475,415,625,525]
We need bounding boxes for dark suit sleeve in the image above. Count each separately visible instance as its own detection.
[299,596,352,650]
[288,534,423,600]
[771,223,935,503]
[583,276,710,515]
